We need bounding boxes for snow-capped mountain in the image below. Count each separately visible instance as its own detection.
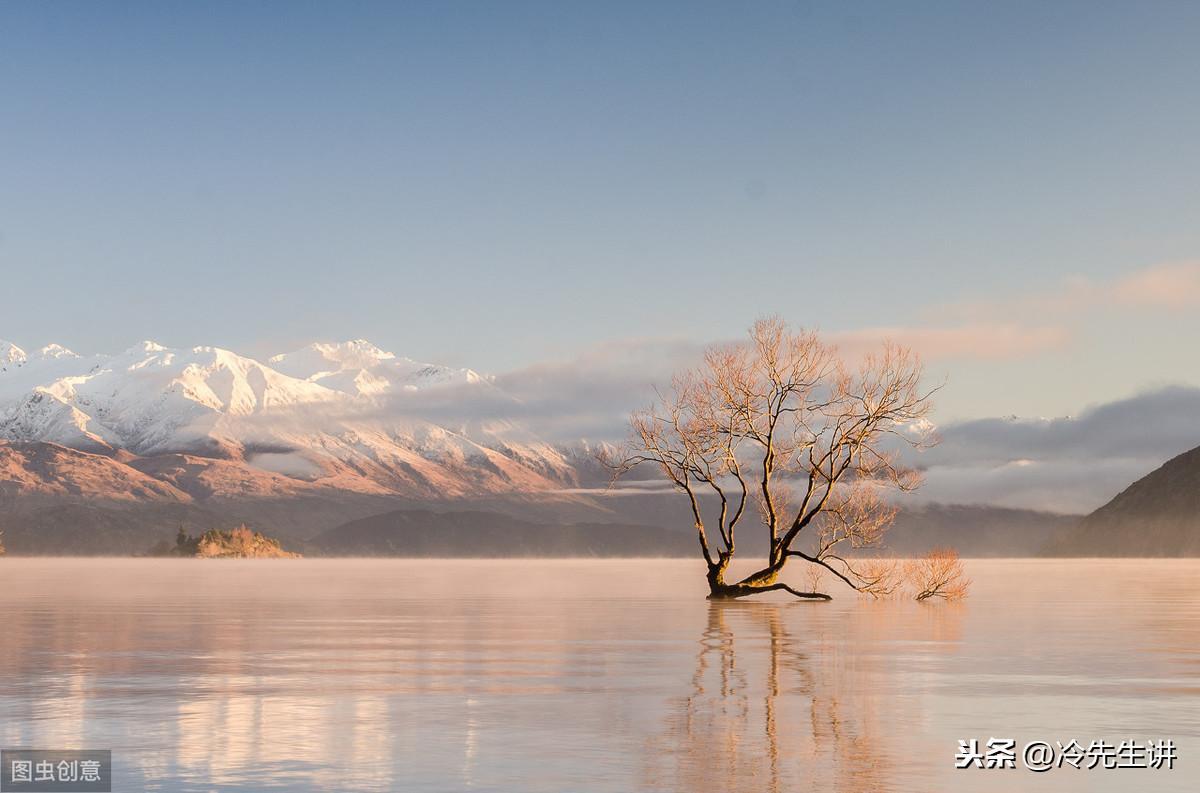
[1,341,28,365]
[0,338,578,499]
[269,339,491,396]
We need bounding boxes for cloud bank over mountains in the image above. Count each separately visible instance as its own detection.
[916,386,1200,513]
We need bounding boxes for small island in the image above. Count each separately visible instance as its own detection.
[152,525,301,559]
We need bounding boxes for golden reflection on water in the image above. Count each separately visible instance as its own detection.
[0,559,1197,792]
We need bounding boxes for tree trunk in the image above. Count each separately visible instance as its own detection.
[705,554,731,595]
[706,556,830,601]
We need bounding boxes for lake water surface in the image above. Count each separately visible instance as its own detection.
[0,559,1197,792]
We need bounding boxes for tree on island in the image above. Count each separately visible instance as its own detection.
[609,318,965,601]
[159,524,300,558]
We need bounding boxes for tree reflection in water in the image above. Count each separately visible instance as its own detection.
[644,601,910,793]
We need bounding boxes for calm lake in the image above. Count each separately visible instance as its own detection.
[0,559,1196,792]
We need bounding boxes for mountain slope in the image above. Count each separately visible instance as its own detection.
[0,441,192,503]
[1047,444,1200,556]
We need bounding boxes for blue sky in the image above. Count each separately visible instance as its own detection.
[2,1,1199,421]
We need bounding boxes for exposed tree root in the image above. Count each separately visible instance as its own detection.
[707,582,831,601]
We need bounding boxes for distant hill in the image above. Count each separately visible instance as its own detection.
[307,504,1076,559]
[1046,445,1200,556]
[308,509,697,557]
[878,504,1079,557]
[0,503,226,556]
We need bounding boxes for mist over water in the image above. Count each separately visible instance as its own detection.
[0,559,1197,792]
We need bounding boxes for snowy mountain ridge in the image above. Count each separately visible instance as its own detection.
[0,337,578,498]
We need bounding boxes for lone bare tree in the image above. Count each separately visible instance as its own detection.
[610,318,936,600]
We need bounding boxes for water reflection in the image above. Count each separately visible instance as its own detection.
[645,600,923,793]
[0,559,1197,792]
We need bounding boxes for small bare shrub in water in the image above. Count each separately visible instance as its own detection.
[906,548,970,601]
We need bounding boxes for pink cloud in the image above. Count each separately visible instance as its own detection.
[938,260,1200,320]
[1111,261,1200,309]
[830,324,1068,362]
